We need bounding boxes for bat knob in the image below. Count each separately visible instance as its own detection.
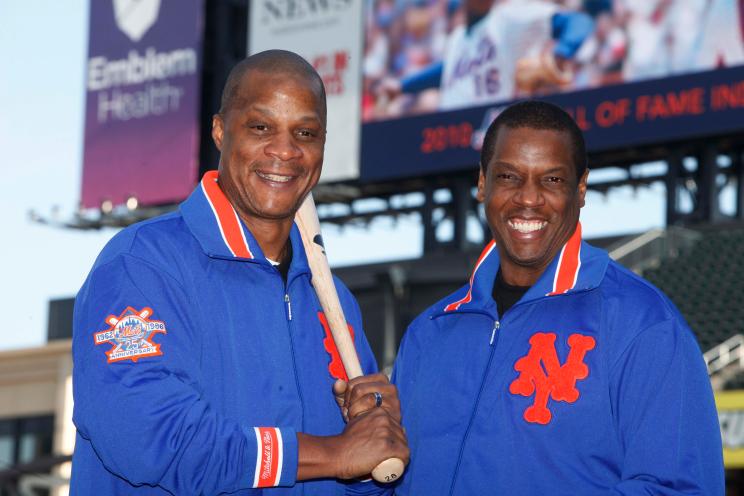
[371,457,406,484]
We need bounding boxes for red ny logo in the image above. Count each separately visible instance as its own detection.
[509,333,595,425]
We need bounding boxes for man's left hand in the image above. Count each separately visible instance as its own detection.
[333,373,402,423]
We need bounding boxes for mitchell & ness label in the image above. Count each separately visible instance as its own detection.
[253,427,283,488]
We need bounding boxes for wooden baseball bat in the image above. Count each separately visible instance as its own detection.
[294,193,406,484]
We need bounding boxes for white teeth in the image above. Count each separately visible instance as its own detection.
[257,171,292,183]
[508,220,547,233]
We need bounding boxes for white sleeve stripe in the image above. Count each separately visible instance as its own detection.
[252,427,262,488]
[274,428,284,487]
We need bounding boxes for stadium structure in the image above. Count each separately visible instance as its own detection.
[3,0,744,494]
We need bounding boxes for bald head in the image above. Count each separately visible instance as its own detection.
[218,49,327,124]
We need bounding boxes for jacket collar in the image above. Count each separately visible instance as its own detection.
[442,223,609,313]
[180,171,310,275]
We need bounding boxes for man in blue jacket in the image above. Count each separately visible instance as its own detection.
[71,50,408,495]
[389,100,724,494]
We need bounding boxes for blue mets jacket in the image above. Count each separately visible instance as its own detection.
[71,171,386,495]
[392,224,724,495]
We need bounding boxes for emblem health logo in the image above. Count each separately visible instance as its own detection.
[112,0,162,42]
[509,332,595,424]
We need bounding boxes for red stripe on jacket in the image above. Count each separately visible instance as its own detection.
[201,170,253,259]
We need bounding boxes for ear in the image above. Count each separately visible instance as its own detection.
[212,114,224,152]
[577,169,589,208]
[476,166,486,203]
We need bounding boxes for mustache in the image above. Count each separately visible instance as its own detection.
[251,162,306,176]
[504,210,548,220]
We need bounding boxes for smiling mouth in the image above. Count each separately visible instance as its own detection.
[508,219,548,234]
[256,171,294,183]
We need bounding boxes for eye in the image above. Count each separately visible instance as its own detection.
[544,176,565,184]
[247,122,269,133]
[495,172,517,181]
[296,128,322,141]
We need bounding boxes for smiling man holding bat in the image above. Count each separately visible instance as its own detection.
[71,49,408,495]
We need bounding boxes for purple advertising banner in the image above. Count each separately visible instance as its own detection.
[81,0,203,209]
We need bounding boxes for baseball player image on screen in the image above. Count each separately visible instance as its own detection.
[694,0,744,70]
[385,0,594,111]
[617,0,705,80]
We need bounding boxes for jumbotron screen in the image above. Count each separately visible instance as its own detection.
[360,0,744,181]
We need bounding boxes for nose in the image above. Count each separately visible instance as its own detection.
[265,131,302,162]
[513,179,544,207]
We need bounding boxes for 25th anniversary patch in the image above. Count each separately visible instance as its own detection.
[94,306,166,363]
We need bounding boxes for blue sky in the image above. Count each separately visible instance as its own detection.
[0,0,667,351]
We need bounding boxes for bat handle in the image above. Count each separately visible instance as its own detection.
[371,457,405,484]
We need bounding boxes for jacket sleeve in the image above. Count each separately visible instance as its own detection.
[400,61,444,93]
[609,317,724,495]
[390,320,424,408]
[335,281,396,496]
[343,480,394,496]
[73,254,298,494]
[387,321,425,494]
[550,11,594,59]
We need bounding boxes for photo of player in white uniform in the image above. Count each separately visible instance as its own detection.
[361,0,744,121]
[438,0,590,109]
[617,0,706,80]
[367,0,593,117]
[694,0,744,69]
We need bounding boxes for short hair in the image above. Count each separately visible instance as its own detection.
[480,100,587,181]
[218,49,327,123]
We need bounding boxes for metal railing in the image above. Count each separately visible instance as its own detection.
[608,227,702,273]
[704,334,744,376]
[607,228,744,387]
